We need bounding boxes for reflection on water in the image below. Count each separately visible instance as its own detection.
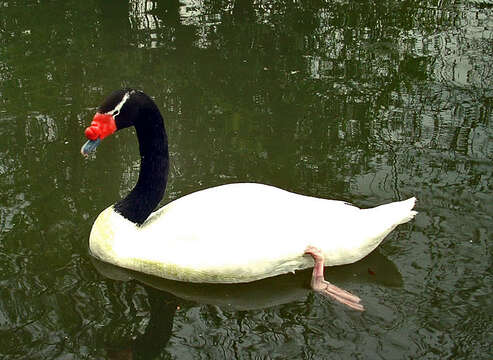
[92,249,402,312]
[0,0,491,359]
[92,250,402,359]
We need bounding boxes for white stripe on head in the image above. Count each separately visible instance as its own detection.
[105,91,132,117]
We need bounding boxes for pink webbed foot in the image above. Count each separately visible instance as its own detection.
[304,246,364,311]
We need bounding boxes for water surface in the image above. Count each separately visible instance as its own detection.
[0,1,491,359]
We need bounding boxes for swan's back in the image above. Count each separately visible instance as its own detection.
[147,183,361,256]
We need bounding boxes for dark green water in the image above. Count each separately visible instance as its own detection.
[1,0,492,359]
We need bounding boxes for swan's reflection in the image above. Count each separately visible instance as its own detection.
[91,251,402,359]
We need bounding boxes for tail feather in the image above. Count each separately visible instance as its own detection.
[395,197,418,225]
[375,197,418,226]
[371,197,418,226]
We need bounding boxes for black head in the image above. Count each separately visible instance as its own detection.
[81,89,158,155]
[82,89,169,225]
[98,88,142,131]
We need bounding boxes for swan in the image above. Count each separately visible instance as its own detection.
[81,89,417,311]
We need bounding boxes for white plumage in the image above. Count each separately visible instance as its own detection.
[89,183,417,283]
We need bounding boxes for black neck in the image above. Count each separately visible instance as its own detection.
[114,100,169,225]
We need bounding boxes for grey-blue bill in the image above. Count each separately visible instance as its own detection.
[81,138,101,156]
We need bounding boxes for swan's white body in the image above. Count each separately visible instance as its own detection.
[89,183,417,283]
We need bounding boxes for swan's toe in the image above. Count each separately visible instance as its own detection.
[318,281,364,311]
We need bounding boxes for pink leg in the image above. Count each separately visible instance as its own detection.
[305,246,364,311]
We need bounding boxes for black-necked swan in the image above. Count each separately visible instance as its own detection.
[81,89,417,311]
